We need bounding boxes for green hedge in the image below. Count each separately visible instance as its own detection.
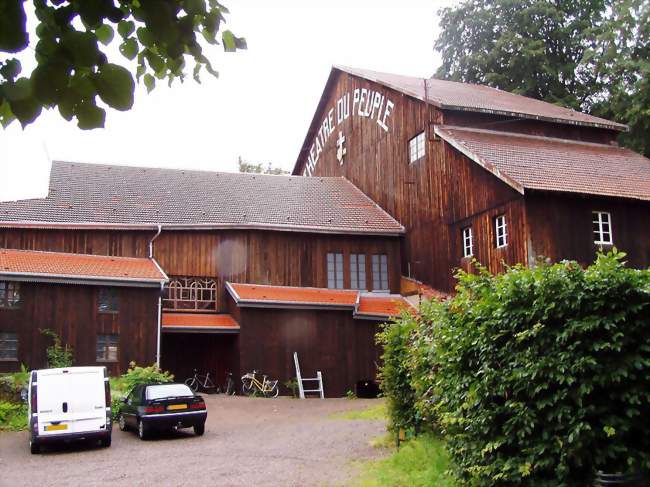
[379,251,650,486]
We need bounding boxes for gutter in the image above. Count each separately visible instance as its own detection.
[0,271,166,288]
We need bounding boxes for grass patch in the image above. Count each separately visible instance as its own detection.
[353,434,456,487]
[330,401,387,421]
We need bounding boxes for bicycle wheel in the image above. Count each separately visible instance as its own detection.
[241,379,253,396]
[185,377,199,392]
[264,382,279,398]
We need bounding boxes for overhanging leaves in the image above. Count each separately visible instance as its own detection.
[0,0,246,129]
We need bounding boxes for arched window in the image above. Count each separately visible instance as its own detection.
[163,277,217,311]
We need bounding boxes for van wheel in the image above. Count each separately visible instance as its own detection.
[137,419,148,440]
[194,423,205,436]
[29,439,40,454]
[100,436,112,448]
[118,414,127,431]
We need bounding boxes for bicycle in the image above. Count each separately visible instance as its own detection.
[241,370,279,398]
[185,369,218,393]
[223,371,236,396]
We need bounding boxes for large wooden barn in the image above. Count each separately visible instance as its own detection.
[0,162,409,396]
[1,65,649,396]
[293,66,650,293]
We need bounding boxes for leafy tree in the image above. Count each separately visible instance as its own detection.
[237,156,289,175]
[0,0,246,129]
[434,0,650,156]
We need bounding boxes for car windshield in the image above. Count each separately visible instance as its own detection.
[146,384,194,400]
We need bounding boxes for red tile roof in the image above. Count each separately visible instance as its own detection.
[0,161,404,236]
[227,282,358,307]
[227,282,411,320]
[162,313,239,332]
[355,295,413,319]
[336,66,626,131]
[436,126,650,202]
[0,248,167,285]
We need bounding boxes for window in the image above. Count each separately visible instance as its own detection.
[372,254,389,291]
[350,254,367,290]
[98,287,119,313]
[96,334,119,362]
[408,131,426,163]
[163,277,217,311]
[0,282,21,309]
[462,226,473,258]
[327,252,344,289]
[0,332,18,361]
[494,215,508,248]
[593,211,613,245]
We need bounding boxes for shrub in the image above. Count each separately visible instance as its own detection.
[0,401,27,431]
[110,362,174,421]
[377,313,418,433]
[39,329,74,368]
[424,251,650,486]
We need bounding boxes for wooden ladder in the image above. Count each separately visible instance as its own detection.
[293,352,324,399]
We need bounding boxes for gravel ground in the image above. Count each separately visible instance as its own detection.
[0,396,386,487]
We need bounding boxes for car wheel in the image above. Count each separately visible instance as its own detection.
[194,423,205,436]
[118,414,128,431]
[29,438,40,454]
[137,419,148,440]
[100,435,112,448]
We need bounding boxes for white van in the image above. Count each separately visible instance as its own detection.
[27,366,112,454]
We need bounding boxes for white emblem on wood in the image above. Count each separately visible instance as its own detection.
[336,131,346,165]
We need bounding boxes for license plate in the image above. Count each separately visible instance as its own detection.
[167,404,187,411]
[45,424,68,431]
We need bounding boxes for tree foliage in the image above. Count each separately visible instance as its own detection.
[237,156,289,175]
[0,0,246,129]
[434,0,650,156]
[380,251,650,485]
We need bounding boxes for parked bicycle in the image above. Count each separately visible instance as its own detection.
[241,370,279,398]
[185,369,217,393]
[223,371,236,396]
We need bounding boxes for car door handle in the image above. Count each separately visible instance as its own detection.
[62,402,68,413]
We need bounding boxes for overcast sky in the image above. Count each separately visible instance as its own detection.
[0,0,455,202]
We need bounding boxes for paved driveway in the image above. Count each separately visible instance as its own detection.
[0,396,385,487]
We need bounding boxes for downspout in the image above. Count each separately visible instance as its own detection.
[148,225,164,367]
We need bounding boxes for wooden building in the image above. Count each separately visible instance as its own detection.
[0,162,408,395]
[293,66,650,293]
[1,66,648,395]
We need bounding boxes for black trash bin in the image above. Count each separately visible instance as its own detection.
[356,380,380,398]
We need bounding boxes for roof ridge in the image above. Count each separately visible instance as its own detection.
[437,125,636,151]
[52,160,332,180]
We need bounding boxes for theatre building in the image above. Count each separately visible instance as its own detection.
[0,162,409,396]
[1,65,648,396]
[294,66,650,293]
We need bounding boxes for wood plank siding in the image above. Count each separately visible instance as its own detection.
[0,228,401,310]
[234,303,382,397]
[0,282,158,374]
[294,71,648,292]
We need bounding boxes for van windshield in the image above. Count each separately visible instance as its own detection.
[146,384,194,400]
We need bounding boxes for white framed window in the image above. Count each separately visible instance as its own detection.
[0,281,21,309]
[462,226,473,258]
[350,254,367,290]
[327,252,344,289]
[494,215,507,248]
[371,254,389,291]
[0,332,18,361]
[593,211,613,244]
[408,131,426,163]
[96,334,119,362]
